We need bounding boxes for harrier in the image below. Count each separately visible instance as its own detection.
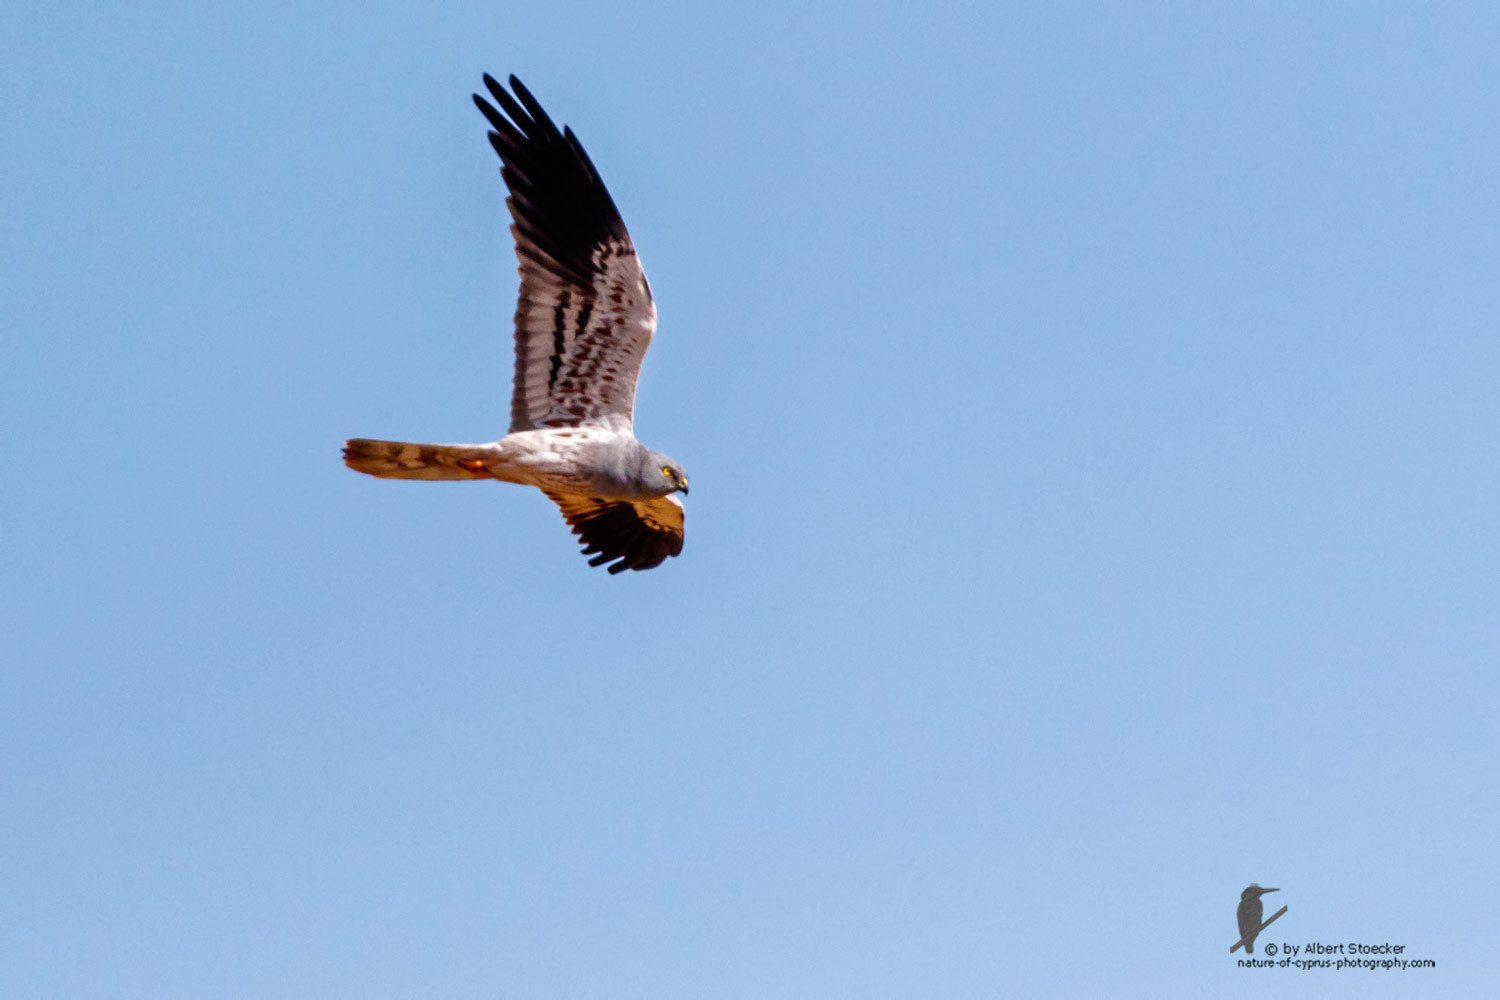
[344,74,687,574]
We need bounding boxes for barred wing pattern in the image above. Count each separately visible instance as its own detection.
[474,74,657,434]
[544,491,685,574]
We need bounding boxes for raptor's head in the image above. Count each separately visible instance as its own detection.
[638,448,689,497]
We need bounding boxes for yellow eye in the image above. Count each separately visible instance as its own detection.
[661,466,674,478]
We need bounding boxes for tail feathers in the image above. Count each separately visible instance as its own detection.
[343,439,497,481]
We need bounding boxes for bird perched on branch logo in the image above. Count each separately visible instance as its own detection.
[1232,884,1285,954]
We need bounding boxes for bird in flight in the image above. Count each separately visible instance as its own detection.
[344,74,688,574]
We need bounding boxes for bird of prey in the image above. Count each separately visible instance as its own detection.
[1236,884,1279,954]
[343,74,688,574]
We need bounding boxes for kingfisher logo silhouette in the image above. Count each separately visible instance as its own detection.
[1231,884,1287,954]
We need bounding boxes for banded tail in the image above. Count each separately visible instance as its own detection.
[343,439,497,480]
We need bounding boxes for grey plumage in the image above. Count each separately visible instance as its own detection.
[343,75,688,574]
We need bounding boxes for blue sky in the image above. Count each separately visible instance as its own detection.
[3,1,1496,996]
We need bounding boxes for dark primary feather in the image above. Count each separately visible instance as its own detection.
[473,74,630,288]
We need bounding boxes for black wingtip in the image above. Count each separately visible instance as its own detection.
[471,90,494,121]
[471,70,631,288]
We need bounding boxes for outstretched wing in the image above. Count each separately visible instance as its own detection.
[544,491,684,574]
[474,74,657,435]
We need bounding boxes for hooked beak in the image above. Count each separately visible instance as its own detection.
[678,480,689,496]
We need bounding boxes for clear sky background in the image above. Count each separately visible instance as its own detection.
[3,2,1496,997]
